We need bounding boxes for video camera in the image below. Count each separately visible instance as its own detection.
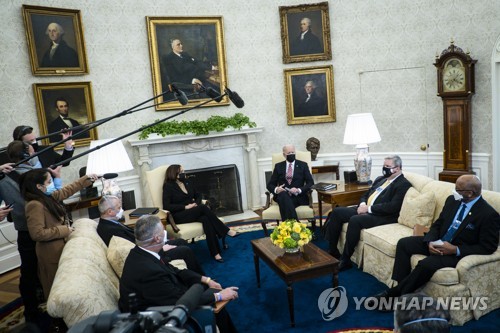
[69,284,215,333]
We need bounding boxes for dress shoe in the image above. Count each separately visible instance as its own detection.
[338,259,353,272]
[215,257,224,263]
[228,231,241,238]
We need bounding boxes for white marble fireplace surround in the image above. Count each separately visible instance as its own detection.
[128,127,263,210]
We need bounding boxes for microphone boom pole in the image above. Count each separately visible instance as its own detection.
[51,91,229,169]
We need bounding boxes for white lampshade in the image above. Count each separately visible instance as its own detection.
[343,113,381,146]
[86,139,134,175]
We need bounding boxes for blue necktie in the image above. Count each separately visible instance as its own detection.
[442,204,467,242]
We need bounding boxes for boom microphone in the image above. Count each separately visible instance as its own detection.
[163,284,204,328]
[101,173,118,179]
[169,84,189,105]
[193,83,222,102]
[224,87,245,108]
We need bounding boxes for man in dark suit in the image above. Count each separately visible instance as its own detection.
[290,17,322,56]
[266,144,314,221]
[40,22,79,68]
[325,155,412,270]
[294,80,327,117]
[47,97,89,143]
[162,38,216,87]
[0,125,75,168]
[119,215,238,333]
[97,196,204,275]
[372,175,499,304]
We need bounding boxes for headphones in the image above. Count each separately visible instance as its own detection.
[14,126,33,141]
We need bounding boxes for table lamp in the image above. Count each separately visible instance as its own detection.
[86,138,134,198]
[343,113,381,184]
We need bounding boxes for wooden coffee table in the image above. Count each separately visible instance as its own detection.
[316,183,370,226]
[250,237,339,327]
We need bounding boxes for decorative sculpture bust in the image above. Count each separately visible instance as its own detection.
[306,137,320,161]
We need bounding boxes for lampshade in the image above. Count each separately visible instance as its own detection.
[343,113,381,146]
[86,138,134,175]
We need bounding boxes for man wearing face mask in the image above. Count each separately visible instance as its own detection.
[324,155,411,271]
[266,144,314,221]
[369,175,499,308]
[97,196,204,275]
[1,125,75,168]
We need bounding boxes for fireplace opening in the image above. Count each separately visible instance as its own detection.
[186,164,243,217]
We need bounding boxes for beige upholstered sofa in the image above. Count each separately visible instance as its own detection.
[337,171,500,325]
[47,218,186,327]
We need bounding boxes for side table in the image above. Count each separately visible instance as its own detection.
[316,182,370,226]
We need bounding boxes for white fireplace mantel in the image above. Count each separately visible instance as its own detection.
[128,127,263,210]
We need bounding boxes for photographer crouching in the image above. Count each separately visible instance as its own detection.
[119,215,238,333]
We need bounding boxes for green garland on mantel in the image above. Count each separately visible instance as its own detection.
[138,113,257,139]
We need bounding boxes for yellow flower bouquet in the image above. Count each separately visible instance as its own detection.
[270,219,313,253]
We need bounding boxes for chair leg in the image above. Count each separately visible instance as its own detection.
[308,218,317,240]
[261,221,269,236]
[222,236,228,250]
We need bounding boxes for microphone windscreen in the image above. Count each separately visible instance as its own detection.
[206,87,222,102]
[225,87,245,108]
[102,173,118,179]
[175,284,204,313]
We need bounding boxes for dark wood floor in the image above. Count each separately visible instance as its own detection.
[0,268,20,307]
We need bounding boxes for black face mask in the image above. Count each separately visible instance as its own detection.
[178,173,186,181]
[29,142,39,151]
[382,167,394,178]
[286,154,296,163]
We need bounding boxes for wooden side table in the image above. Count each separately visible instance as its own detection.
[311,163,340,180]
[316,182,370,226]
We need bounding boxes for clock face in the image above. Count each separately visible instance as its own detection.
[443,58,466,92]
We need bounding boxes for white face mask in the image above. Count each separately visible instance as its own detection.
[452,189,463,201]
[115,208,124,219]
[163,230,168,244]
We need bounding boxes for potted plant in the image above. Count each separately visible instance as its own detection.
[270,219,313,253]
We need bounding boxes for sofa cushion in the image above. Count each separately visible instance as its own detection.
[107,236,188,278]
[107,236,135,278]
[362,223,414,257]
[411,254,459,285]
[398,187,436,228]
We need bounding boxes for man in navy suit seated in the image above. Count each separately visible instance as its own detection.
[324,155,412,271]
[371,175,499,307]
[96,195,204,275]
[266,144,314,221]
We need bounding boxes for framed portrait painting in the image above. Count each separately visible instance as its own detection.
[284,65,336,125]
[33,82,97,148]
[22,5,89,75]
[146,16,229,111]
[279,2,332,64]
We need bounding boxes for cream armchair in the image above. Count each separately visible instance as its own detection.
[145,165,205,241]
[261,150,315,235]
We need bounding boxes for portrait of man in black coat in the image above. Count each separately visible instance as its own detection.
[294,80,327,117]
[40,22,79,68]
[289,17,323,56]
[47,97,89,143]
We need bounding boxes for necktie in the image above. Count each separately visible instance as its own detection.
[442,204,467,242]
[305,95,311,103]
[366,180,390,206]
[286,163,293,185]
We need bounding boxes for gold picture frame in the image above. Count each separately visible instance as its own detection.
[22,5,89,75]
[33,82,97,149]
[146,16,229,111]
[279,2,332,64]
[284,65,336,125]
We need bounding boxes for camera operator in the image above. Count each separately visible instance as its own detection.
[119,215,238,333]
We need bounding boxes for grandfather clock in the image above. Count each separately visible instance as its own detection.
[434,41,476,183]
